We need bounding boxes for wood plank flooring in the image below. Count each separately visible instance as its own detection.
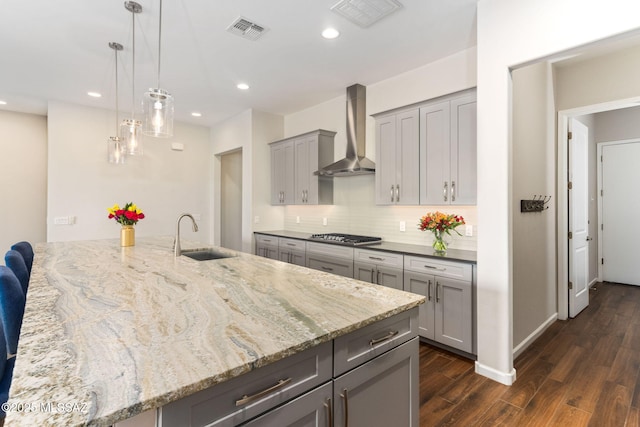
[419,282,640,426]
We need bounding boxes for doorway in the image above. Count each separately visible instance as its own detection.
[220,149,243,251]
[598,140,640,286]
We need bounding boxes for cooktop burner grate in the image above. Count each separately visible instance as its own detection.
[309,233,382,246]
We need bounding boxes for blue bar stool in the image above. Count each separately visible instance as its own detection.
[0,267,25,357]
[10,242,33,277]
[4,251,29,295]
[0,323,9,426]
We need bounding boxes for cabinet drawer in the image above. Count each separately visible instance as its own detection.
[255,234,278,247]
[278,238,306,252]
[403,256,472,281]
[306,254,353,278]
[333,307,418,376]
[306,242,354,260]
[354,248,403,268]
[160,342,332,427]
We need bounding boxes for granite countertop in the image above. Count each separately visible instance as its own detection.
[255,230,477,263]
[8,237,424,426]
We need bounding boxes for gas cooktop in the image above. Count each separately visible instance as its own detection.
[309,233,382,246]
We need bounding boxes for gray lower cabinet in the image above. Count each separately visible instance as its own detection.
[278,238,306,266]
[158,309,419,427]
[404,256,473,354]
[256,235,279,260]
[305,242,354,278]
[353,249,403,290]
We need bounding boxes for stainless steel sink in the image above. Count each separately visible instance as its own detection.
[181,248,235,261]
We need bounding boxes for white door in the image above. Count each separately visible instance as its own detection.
[568,119,589,317]
[601,142,640,285]
[220,150,243,251]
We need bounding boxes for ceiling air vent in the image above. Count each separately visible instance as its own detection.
[227,16,268,41]
[330,0,402,28]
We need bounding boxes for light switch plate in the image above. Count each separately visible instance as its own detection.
[254,216,260,224]
[465,225,473,236]
[296,216,300,224]
[322,217,328,226]
[399,221,406,232]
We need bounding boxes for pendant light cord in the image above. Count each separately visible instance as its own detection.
[131,9,136,118]
[115,45,119,133]
[157,0,163,88]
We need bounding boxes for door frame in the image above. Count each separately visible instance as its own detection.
[557,100,640,320]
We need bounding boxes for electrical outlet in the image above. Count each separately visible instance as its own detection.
[322,217,328,226]
[296,216,300,224]
[54,216,69,225]
[254,216,260,224]
[465,225,473,237]
[400,221,406,232]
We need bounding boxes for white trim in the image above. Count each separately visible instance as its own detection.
[475,362,516,386]
[589,277,598,288]
[512,313,558,359]
[557,113,569,320]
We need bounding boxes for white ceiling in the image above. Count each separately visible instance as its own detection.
[0,0,478,127]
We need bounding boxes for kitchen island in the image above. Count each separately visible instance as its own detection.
[7,237,424,426]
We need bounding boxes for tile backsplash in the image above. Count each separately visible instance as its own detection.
[283,175,477,251]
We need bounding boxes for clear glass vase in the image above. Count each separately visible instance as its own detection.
[432,230,447,254]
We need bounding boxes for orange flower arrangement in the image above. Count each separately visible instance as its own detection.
[418,211,465,253]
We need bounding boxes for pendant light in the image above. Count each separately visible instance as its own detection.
[142,0,174,138]
[121,1,143,155]
[108,42,126,164]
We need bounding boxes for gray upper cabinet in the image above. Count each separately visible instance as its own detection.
[270,130,335,206]
[270,140,295,205]
[374,108,420,205]
[420,90,477,205]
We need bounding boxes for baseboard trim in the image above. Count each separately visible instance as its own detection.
[475,362,517,385]
[512,313,558,359]
[589,278,598,288]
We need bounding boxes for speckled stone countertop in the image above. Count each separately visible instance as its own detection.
[8,237,424,426]
[255,230,477,263]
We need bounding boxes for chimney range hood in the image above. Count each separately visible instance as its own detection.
[314,84,375,176]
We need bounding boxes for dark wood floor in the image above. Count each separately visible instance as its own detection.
[419,282,640,426]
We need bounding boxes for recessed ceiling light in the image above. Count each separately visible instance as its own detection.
[191,112,202,117]
[237,83,250,90]
[322,28,340,39]
[87,92,102,98]
[0,100,6,105]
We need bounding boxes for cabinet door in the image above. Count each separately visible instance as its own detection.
[242,382,332,427]
[354,262,376,283]
[434,276,472,353]
[450,94,477,205]
[396,109,420,205]
[294,137,311,205]
[403,271,435,340]
[420,101,451,205]
[375,115,397,205]
[271,141,295,205]
[289,250,306,267]
[333,338,419,427]
[279,249,292,263]
[376,266,403,290]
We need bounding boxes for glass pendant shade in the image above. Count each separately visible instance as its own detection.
[121,118,143,155]
[108,136,126,164]
[142,88,173,138]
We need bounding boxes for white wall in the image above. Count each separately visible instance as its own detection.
[47,101,211,245]
[0,110,47,253]
[211,109,283,253]
[282,48,478,250]
[477,0,640,384]
[511,62,557,354]
[594,106,640,142]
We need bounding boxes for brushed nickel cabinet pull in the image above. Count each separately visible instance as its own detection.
[368,256,384,261]
[396,184,400,202]
[321,266,334,272]
[340,389,349,427]
[235,378,292,406]
[451,181,456,202]
[428,279,432,301]
[424,265,446,271]
[324,398,333,427]
[376,269,380,285]
[436,282,441,303]
[371,269,375,283]
[369,330,399,346]
[443,181,448,202]
[390,185,394,203]
[286,243,296,246]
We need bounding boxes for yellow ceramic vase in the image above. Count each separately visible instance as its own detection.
[120,225,135,247]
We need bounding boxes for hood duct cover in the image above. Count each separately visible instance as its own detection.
[315,84,375,176]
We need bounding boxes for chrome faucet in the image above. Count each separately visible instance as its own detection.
[174,213,199,257]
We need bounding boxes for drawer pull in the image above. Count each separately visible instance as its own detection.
[324,398,333,427]
[424,265,446,271]
[235,378,292,407]
[321,266,334,272]
[340,389,349,427]
[286,243,296,246]
[369,330,399,346]
[368,256,384,261]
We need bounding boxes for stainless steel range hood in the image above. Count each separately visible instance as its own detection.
[314,84,375,176]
